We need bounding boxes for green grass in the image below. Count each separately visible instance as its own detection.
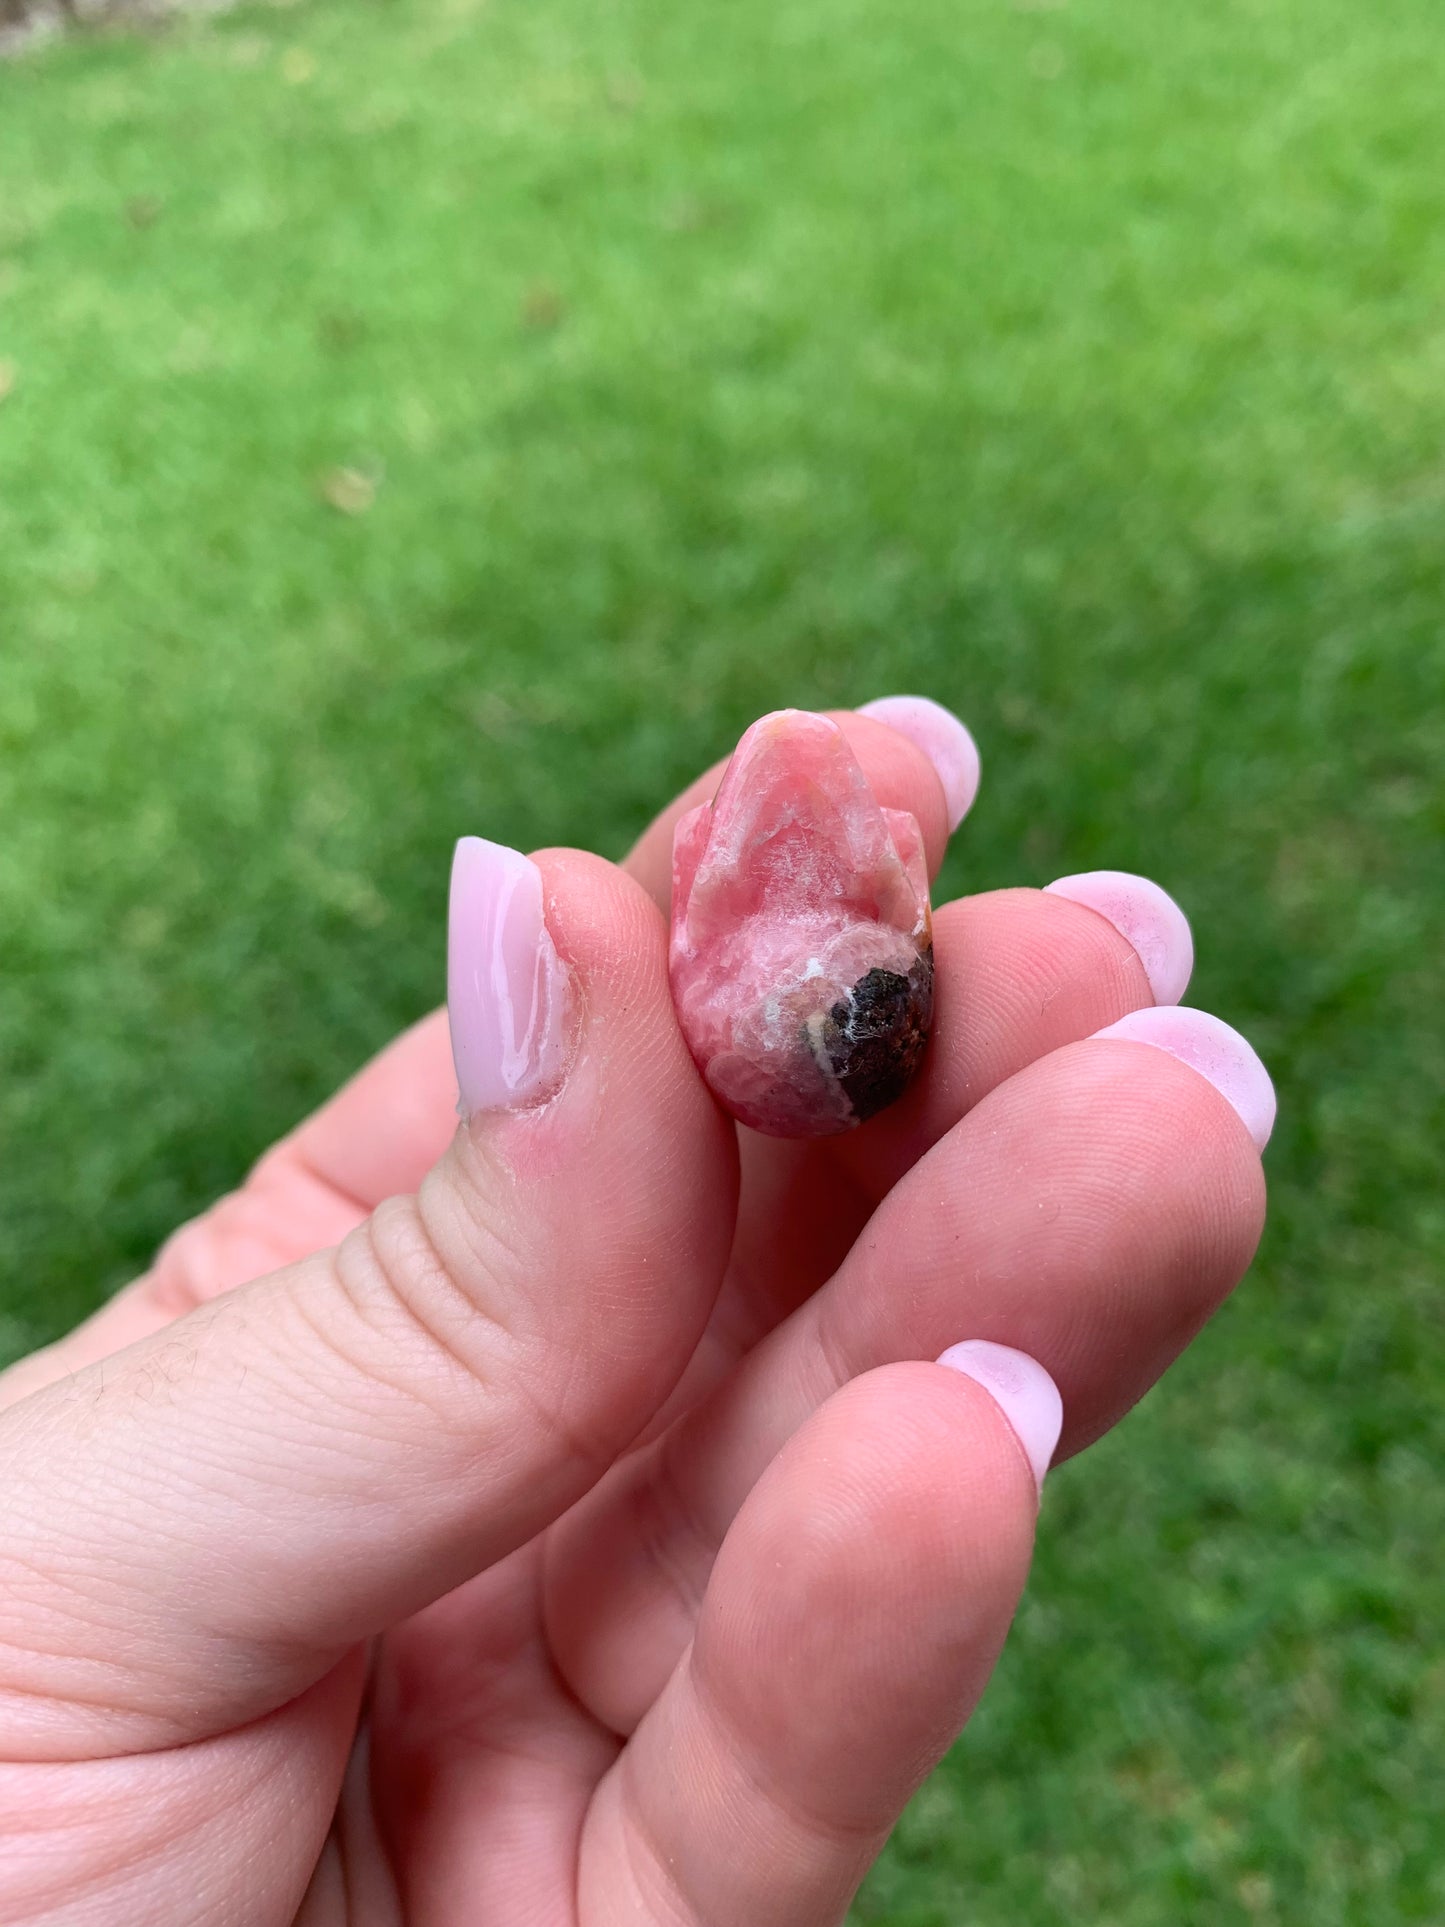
[3,0,1443,1917]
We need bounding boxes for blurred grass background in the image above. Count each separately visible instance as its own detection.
[2,0,1443,1918]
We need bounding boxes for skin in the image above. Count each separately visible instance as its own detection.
[0,713,1267,1926]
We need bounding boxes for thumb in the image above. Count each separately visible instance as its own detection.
[0,842,736,1762]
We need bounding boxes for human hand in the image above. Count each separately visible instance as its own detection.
[0,701,1272,1924]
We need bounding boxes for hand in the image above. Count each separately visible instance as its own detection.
[0,702,1271,1925]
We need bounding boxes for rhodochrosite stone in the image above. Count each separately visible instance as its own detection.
[669,709,934,1137]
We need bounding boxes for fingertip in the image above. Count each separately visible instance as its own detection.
[857,695,981,832]
[1043,870,1195,1006]
[1091,1006,1276,1152]
[935,1341,1063,1492]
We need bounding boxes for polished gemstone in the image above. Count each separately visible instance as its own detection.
[669,709,934,1137]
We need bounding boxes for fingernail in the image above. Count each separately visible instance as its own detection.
[857,694,981,832]
[1091,1006,1276,1151]
[447,837,573,1117]
[1043,870,1194,1006]
[936,1341,1063,1492]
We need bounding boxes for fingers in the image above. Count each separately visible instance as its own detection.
[578,1356,1056,1927]
[0,871,1174,1419]
[833,878,1188,1202]
[625,709,956,912]
[0,703,960,1412]
[577,877,1190,1439]
[544,1016,1268,1733]
[0,849,736,1761]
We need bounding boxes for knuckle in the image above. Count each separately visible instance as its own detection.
[330,1193,616,1487]
[330,1195,518,1421]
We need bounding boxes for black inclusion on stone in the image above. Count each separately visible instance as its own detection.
[819,947,934,1123]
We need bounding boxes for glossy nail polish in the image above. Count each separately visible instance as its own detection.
[447,837,573,1117]
[1044,870,1194,1006]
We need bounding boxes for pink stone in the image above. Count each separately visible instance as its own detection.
[669,709,934,1137]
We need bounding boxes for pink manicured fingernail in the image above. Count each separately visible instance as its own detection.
[857,694,981,832]
[1044,870,1194,1006]
[447,837,573,1117]
[1092,1006,1276,1151]
[936,1340,1063,1492]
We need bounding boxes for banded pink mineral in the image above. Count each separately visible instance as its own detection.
[669,709,934,1137]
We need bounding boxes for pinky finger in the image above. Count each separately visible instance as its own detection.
[578,1348,1062,1927]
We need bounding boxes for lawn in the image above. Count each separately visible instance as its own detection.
[2,0,1443,1917]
